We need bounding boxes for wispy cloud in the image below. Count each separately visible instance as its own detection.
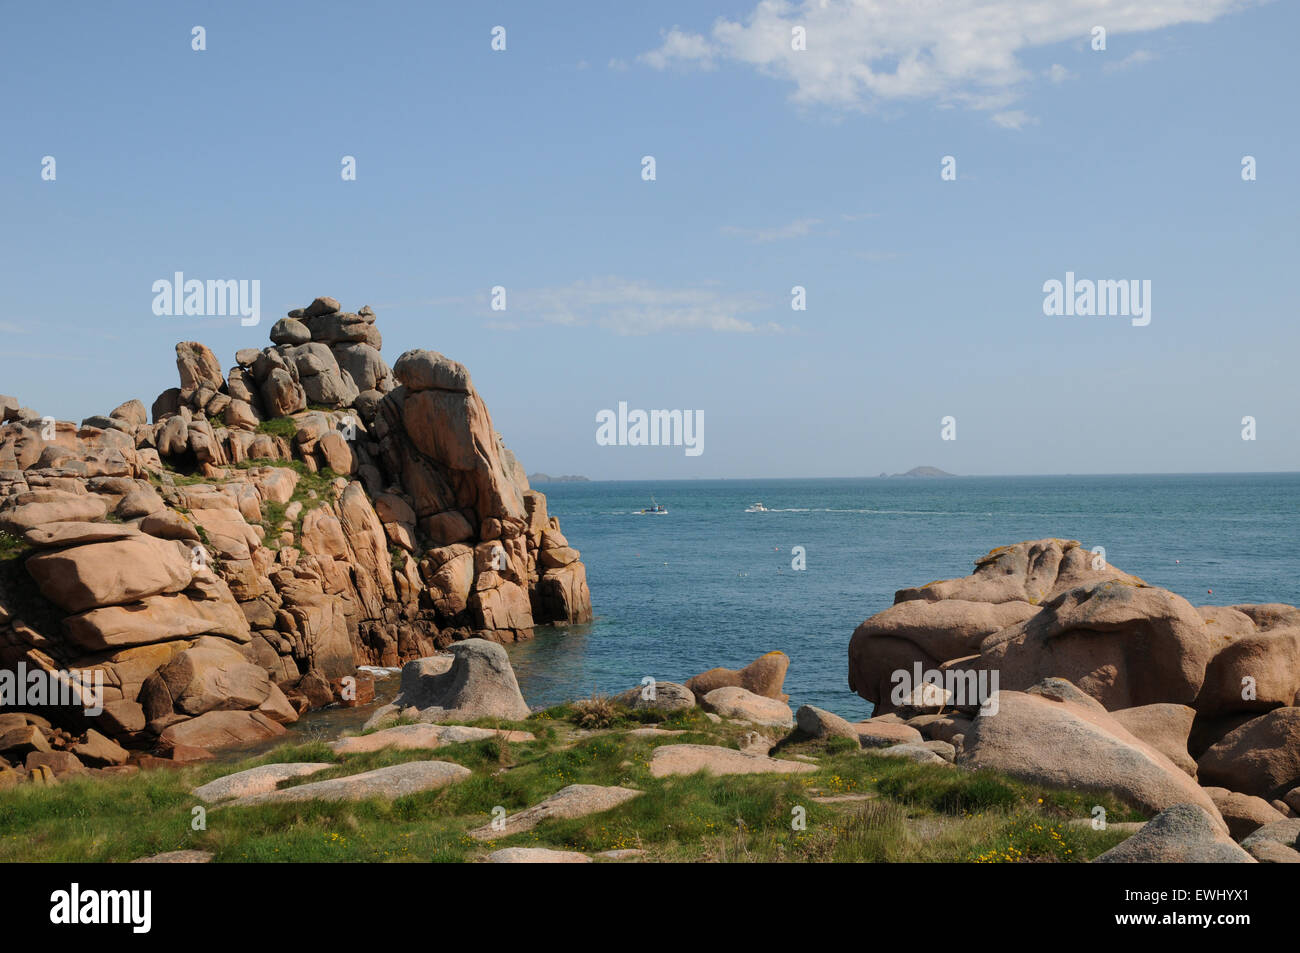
[721,217,824,242]
[1104,48,1159,73]
[992,109,1036,130]
[639,1,1261,124]
[477,278,785,335]
[1047,63,1073,83]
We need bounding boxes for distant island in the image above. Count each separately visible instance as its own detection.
[529,473,591,483]
[879,466,958,479]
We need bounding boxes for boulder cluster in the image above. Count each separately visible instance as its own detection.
[0,295,591,781]
[845,538,1300,860]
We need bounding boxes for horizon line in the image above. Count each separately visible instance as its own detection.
[531,470,1300,482]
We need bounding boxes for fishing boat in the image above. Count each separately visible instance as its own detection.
[639,496,668,514]
[745,502,769,512]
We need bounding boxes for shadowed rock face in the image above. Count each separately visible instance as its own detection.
[0,295,591,754]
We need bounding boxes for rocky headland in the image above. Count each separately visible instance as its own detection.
[0,295,591,777]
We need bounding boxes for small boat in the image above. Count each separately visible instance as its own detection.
[745,502,769,512]
[639,496,668,515]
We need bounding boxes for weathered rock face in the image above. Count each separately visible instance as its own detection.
[685,651,790,701]
[958,679,1226,827]
[1197,708,1300,799]
[848,539,1300,827]
[1093,804,1254,864]
[0,295,591,756]
[378,638,532,724]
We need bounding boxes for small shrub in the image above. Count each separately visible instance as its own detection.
[570,695,620,730]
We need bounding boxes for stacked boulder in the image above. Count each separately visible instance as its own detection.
[847,538,1300,858]
[0,295,591,763]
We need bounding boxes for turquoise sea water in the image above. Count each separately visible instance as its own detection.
[506,474,1300,720]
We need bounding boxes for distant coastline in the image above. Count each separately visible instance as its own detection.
[879,466,958,479]
[529,473,591,483]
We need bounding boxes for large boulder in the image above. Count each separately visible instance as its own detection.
[971,582,1215,710]
[701,686,793,727]
[1202,786,1288,840]
[175,342,225,395]
[1197,708,1300,799]
[848,599,1036,712]
[0,495,109,536]
[1093,804,1254,863]
[895,538,1147,605]
[957,679,1226,828]
[685,651,789,701]
[26,535,194,613]
[616,681,695,713]
[1239,818,1300,863]
[1196,618,1300,716]
[1110,704,1198,778]
[387,639,530,722]
[156,640,274,716]
[157,710,286,751]
[62,577,250,651]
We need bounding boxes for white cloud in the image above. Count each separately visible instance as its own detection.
[1047,63,1073,83]
[484,278,780,335]
[992,109,1035,129]
[639,0,1262,120]
[1104,48,1159,72]
[639,27,718,71]
[721,217,824,242]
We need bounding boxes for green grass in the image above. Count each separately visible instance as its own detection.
[0,709,1144,864]
[256,417,298,440]
[0,530,28,562]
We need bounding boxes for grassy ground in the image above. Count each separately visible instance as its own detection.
[0,705,1143,863]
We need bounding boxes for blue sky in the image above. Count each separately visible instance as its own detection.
[1,0,1295,479]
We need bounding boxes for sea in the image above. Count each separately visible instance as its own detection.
[506,474,1300,720]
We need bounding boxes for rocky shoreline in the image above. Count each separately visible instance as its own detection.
[2,361,1298,863]
[1,295,591,781]
[846,537,1300,861]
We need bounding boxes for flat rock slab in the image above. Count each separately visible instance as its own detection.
[810,793,879,804]
[865,743,952,766]
[131,850,213,863]
[227,760,470,807]
[487,847,591,863]
[648,744,817,778]
[855,721,925,748]
[470,784,642,841]
[331,723,533,755]
[625,727,686,737]
[25,521,140,548]
[193,762,334,803]
[702,686,793,727]
[596,849,646,861]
